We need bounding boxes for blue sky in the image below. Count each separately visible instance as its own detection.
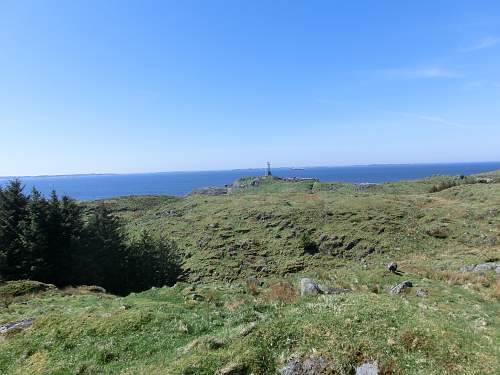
[1,0,499,176]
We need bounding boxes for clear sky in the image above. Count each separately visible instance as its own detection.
[1,1,499,176]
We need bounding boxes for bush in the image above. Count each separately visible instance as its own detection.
[300,234,318,255]
[429,180,457,193]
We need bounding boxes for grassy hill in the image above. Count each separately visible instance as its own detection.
[1,171,499,374]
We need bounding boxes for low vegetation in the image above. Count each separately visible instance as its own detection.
[0,170,499,374]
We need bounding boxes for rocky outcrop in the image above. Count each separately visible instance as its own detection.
[459,262,499,273]
[0,318,35,334]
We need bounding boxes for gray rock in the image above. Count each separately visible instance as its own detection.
[459,262,500,273]
[390,280,413,294]
[0,318,35,334]
[387,262,398,272]
[496,267,500,274]
[300,278,350,296]
[459,264,475,272]
[280,355,328,375]
[476,177,494,183]
[474,263,499,272]
[299,278,322,296]
[356,361,379,375]
[416,288,429,297]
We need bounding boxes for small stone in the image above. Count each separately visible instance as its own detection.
[416,288,429,297]
[387,262,398,272]
[390,280,412,294]
[177,321,189,333]
[356,361,379,375]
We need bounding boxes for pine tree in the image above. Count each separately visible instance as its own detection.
[0,179,28,280]
[57,196,84,285]
[124,230,181,293]
[80,205,125,291]
[19,188,50,281]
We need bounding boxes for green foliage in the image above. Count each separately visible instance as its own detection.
[123,230,182,293]
[299,233,318,255]
[0,179,28,280]
[0,181,182,294]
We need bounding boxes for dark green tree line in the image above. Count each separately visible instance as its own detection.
[0,179,181,294]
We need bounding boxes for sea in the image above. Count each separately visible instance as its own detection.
[1,162,499,201]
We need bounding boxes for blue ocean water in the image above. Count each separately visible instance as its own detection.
[1,162,499,201]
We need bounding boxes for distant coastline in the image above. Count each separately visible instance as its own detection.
[2,160,500,179]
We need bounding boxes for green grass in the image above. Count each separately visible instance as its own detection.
[1,171,499,374]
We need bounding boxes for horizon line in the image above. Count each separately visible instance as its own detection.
[1,160,500,179]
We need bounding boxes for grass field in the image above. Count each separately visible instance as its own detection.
[1,171,499,374]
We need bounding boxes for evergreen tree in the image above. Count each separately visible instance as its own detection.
[18,188,50,281]
[80,204,125,291]
[52,195,84,285]
[0,180,182,293]
[0,179,28,280]
[124,230,182,293]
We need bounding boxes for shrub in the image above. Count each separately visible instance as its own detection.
[300,234,318,255]
[429,180,457,193]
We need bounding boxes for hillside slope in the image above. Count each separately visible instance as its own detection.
[1,171,499,374]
